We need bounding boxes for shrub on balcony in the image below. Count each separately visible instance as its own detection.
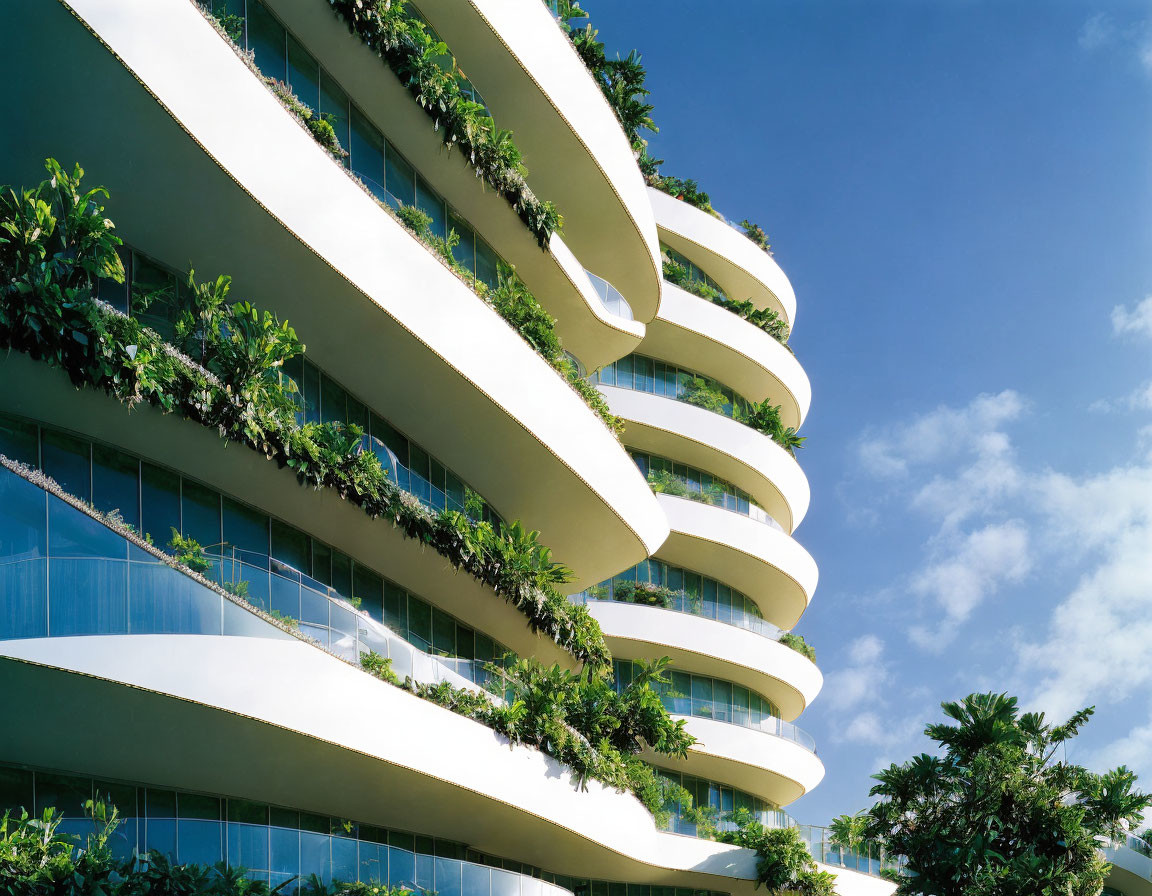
[779,632,816,663]
[393,203,623,437]
[319,0,561,248]
[611,580,676,609]
[0,160,609,666]
[716,811,837,896]
[365,652,695,823]
[646,470,725,508]
[737,400,805,456]
[662,259,790,347]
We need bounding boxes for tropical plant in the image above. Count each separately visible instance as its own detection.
[392,201,623,436]
[647,175,716,216]
[863,692,1152,896]
[827,812,868,853]
[737,400,805,456]
[168,528,213,574]
[319,0,561,248]
[611,580,676,608]
[717,810,837,895]
[778,632,816,663]
[740,219,771,254]
[0,161,609,665]
[680,377,728,414]
[364,651,695,822]
[266,79,347,160]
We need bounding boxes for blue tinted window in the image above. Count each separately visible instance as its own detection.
[0,413,38,466]
[93,445,139,528]
[247,0,287,82]
[41,430,90,502]
[180,480,220,550]
[351,107,386,200]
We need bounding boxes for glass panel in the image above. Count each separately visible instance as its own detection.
[351,107,386,200]
[180,480,221,551]
[92,445,139,529]
[448,213,475,275]
[475,239,499,291]
[49,555,128,636]
[319,71,350,156]
[353,565,383,620]
[178,819,223,866]
[271,519,310,575]
[407,599,432,651]
[0,766,35,814]
[385,144,416,209]
[141,463,180,550]
[287,33,320,113]
[131,253,180,342]
[416,176,446,240]
[0,413,38,466]
[320,375,348,427]
[222,497,269,558]
[248,0,287,82]
[41,429,90,502]
[432,607,455,656]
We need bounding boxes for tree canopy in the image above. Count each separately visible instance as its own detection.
[859,692,1151,896]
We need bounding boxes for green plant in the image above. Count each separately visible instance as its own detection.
[168,528,213,574]
[0,161,609,666]
[393,202,623,437]
[647,175,716,216]
[324,0,561,248]
[360,650,402,686]
[646,468,688,498]
[266,79,347,160]
[740,219,771,254]
[778,633,816,663]
[681,377,728,414]
[827,812,868,853]
[737,400,805,456]
[864,692,1152,895]
[611,580,676,608]
[269,609,299,629]
[717,811,837,895]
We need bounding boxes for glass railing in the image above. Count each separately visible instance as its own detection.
[590,355,754,426]
[657,489,783,532]
[798,825,900,879]
[660,695,816,754]
[569,590,784,642]
[0,465,486,694]
[52,812,570,896]
[584,271,634,320]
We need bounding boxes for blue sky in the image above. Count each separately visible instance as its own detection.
[589,1,1152,823]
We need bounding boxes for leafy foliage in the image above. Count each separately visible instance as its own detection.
[363,652,694,822]
[662,258,790,347]
[777,632,816,663]
[322,0,560,248]
[717,811,838,895]
[739,219,772,254]
[609,580,676,608]
[646,469,726,508]
[0,161,608,665]
[394,203,623,436]
[863,692,1152,896]
[168,528,213,574]
[647,176,715,216]
[0,800,419,895]
[738,400,805,456]
[266,79,347,160]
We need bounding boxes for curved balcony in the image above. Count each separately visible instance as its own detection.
[1,0,667,588]
[585,271,635,321]
[0,361,577,665]
[251,0,645,373]
[0,462,497,693]
[1104,836,1152,896]
[654,494,817,630]
[0,636,774,896]
[641,282,811,430]
[600,385,810,533]
[583,600,821,720]
[645,714,824,808]
[406,0,663,323]
[649,188,795,325]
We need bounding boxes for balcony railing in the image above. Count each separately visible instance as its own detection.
[664,698,816,754]
[658,489,783,532]
[570,590,784,642]
[584,270,634,320]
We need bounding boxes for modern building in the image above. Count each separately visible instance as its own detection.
[1,3,1146,896]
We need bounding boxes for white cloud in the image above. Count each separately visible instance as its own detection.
[1113,297,1152,340]
[823,635,888,712]
[909,521,1032,648]
[1089,380,1152,414]
[1079,12,1116,50]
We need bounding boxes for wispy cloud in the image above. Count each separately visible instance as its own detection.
[1113,296,1152,341]
[1079,12,1117,51]
[1078,14,1152,75]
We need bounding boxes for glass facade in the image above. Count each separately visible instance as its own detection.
[654,769,787,838]
[613,661,816,753]
[572,558,779,640]
[0,414,508,672]
[95,247,500,527]
[629,451,780,530]
[216,0,502,288]
[589,355,752,423]
[0,764,570,896]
